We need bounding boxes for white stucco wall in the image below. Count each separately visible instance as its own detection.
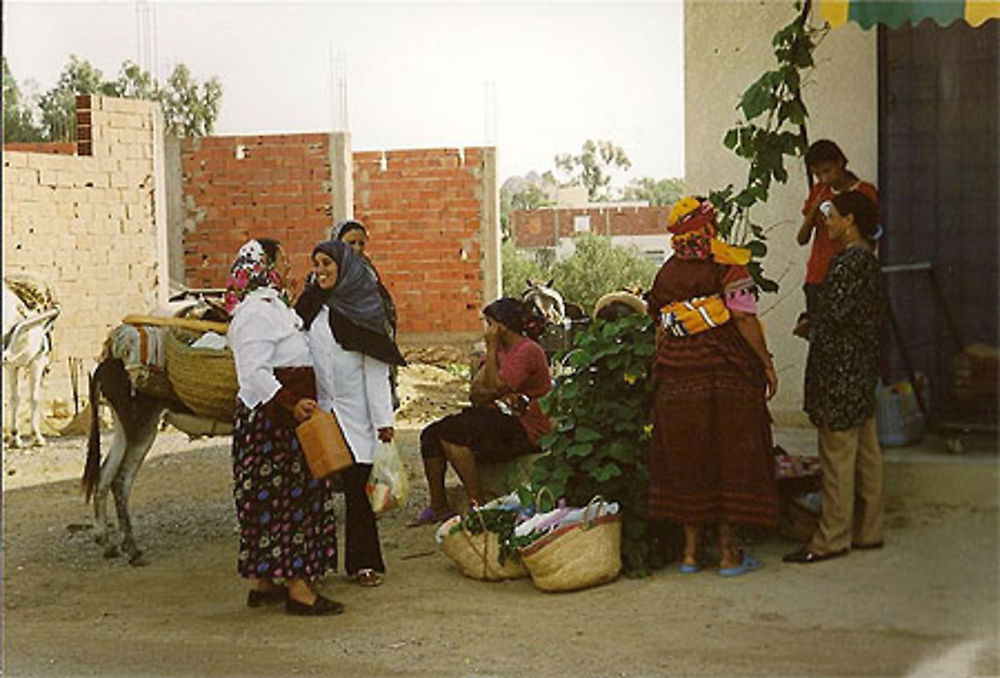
[684,0,878,425]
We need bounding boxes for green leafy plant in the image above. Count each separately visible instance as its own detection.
[450,507,522,565]
[549,234,659,312]
[530,313,656,574]
[711,0,828,292]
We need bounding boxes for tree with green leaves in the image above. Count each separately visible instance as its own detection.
[550,233,658,312]
[621,176,685,206]
[3,57,43,142]
[3,55,222,142]
[555,140,632,202]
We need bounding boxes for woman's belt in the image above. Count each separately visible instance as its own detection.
[660,294,730,337]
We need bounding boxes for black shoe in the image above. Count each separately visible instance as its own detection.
[782,547,848,564]
[851,541,884,550]
[285,594,345,616]
[247,586,288,607]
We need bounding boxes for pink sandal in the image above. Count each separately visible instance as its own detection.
[406,506,456,528]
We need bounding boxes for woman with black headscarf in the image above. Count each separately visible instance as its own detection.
[407,297,552,527]
[332,219,400,409]
[296,240,406,587]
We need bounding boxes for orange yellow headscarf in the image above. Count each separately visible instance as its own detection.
[668,196,751,266]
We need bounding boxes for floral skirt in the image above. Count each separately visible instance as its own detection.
[232,402,338,580]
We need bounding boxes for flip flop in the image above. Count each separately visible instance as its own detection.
[679,562,701,574]
[406,506,456,528]
[718,553,763,577]
[354,569,383,587]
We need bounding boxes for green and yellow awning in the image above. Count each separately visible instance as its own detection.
[819,1,1000,29]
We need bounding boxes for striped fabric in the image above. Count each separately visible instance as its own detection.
[819,0,999,29]
[660,294,731,338]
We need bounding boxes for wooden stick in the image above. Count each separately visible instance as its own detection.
[122,314,229,334]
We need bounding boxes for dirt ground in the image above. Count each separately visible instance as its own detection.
[2,364,999,678]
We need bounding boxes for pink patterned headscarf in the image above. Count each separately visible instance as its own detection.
[223,240,289,313]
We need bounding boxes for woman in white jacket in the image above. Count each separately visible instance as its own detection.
[295,239,406,587]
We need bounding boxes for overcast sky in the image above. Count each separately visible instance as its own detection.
[4,1,686,182]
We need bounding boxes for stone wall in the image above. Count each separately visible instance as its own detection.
[2,95,167,410]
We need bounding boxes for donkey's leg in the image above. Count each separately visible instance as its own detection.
[112,410,161,567]
[94,419,128,558]
[28,353,49,447]
[7,365,22,449]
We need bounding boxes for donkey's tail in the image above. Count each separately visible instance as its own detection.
[82,366,102,502]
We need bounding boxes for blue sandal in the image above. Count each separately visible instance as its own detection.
[679,562,701,574]
[718,553,763,577]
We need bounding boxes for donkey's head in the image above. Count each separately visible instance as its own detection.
[522,279,565,325]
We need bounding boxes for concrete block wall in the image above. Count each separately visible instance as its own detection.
[511,205,673,249]
[2,95,164,408]
[353,147,499,342]
[178,133,334,287]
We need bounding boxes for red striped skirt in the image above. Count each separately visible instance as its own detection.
[647,362,778,528]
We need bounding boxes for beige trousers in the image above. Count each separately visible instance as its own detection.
[809,415,884,555]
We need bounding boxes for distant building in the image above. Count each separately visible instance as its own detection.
[509,187,674,264]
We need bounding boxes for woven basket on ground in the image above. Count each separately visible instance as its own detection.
[164,329,237,422]
[519,512,622,593]
[439,515,529,582]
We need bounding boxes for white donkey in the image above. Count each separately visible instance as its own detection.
[3,276,60,448]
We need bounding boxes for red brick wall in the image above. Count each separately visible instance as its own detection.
[178,136,494,341]
[353,147,490,338]
[180,134,333,287]
[3,142,77,155]
[511,205,672,248]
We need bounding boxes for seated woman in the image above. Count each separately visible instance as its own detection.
[408,298,551,526]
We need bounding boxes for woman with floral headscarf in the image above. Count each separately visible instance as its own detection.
[295,240,406,587]
[646,197,778,577]
[226,238,343,616]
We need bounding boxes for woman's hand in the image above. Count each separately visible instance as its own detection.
[377,427,394,442]
[292,398,318,423]
[484,322,500,347]
[764,365,778,401]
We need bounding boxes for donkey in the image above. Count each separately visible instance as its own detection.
[521,279,591,361]
[3,276,60,448]
[83,292,230,565]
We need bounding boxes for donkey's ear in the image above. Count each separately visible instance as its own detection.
[546,278,554,288]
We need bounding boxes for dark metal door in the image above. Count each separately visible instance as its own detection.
[878,19,999,422]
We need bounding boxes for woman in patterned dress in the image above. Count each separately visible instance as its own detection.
[226,239,343,616]
[784,190,886,564]
[646,196,779,576]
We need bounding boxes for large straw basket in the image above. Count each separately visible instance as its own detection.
[439,513,529,582]
[164,329,237,421]
[519,504,622,593]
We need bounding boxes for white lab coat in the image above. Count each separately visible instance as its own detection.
[307,306,393,464]
[228,288,312,409]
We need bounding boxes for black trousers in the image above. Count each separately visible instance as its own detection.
[341,463,385,575]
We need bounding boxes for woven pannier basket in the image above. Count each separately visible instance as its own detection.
[519,512,622,592]
[164,329,237,422]
[439,514,529,582]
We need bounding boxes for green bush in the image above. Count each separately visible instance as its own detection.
[501,240,545,298]
[550,234,659,313]
[530,313,657,574]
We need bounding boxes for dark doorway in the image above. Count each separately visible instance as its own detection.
[878,19,999,425]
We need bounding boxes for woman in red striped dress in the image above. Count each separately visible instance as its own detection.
[646,197,779,576]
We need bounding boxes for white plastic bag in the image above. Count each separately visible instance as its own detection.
[366,440,410,514]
